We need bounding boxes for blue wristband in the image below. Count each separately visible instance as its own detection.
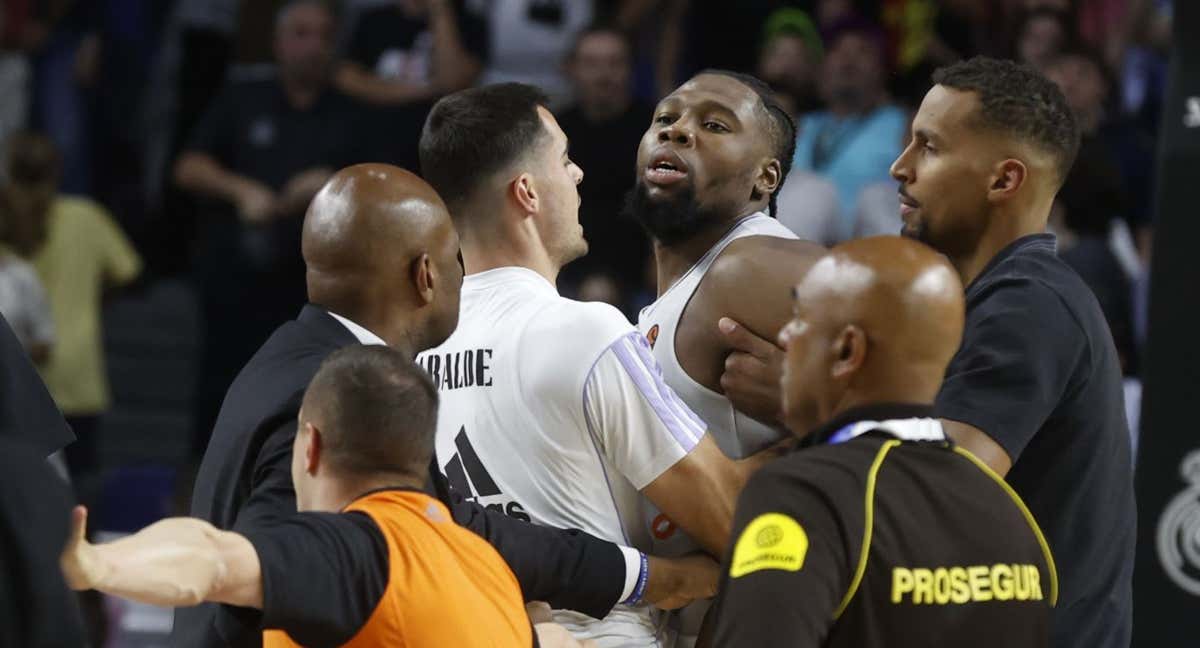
[623,552,650,606]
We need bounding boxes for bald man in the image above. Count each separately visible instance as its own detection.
[177,164,677,648]
[707,237,1056,648]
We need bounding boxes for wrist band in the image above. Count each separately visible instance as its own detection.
[623,552,650,606]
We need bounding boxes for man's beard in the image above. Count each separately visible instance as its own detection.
[623,180,724,246]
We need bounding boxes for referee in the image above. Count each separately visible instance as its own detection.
[707,237,1056,647]
[60,346,588,648]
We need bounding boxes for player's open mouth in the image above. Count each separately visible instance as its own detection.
[645,150,689,186]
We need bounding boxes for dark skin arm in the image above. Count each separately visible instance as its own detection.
[719,324,1015,477]
[678,235,824,429]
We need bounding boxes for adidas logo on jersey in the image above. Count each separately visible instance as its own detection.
[442,426,531,522]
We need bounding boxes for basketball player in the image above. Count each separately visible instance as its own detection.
[707,237,1055,647]
[627,70,824,641]
[61,345,590,648]
[417,83,770,647]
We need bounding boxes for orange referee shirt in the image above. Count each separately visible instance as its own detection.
[251,489,532,647]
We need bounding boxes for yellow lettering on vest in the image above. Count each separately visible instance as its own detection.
[933,568,952,604]
[892,568,915,603]
[1013,562,1030,599]
[991,564,1014,601]
[950,567,971,604]
[968,565,992,601]
[913,568,934,604]
[1029,565,1043,601]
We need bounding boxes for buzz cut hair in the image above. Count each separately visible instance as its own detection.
[697,69,797,218]
[301,345,439,478]
[932,56,1080,184]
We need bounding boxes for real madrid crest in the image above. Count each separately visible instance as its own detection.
[1156,449,1200,596]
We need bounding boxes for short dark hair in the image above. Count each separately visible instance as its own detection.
[932,57,1080,183]
[568,22,633,62]
[275,0,337,31]
[302,345,439,477]
[698,70,797,218]
[419,83,551,216]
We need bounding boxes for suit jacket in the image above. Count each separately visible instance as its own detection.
[173,305,625,648]
[0,313,72,455]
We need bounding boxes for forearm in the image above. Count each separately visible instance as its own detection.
[336,64,432,104]
[86,518,231,608]
[174,153,262,206]
[428,2,480,92]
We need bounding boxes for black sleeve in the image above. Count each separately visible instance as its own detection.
[244,511,389,646]
[232,419,300,534]
[185,83,237,161]
[710,468,849,647]
[935,279,1088,461]
[430,465,625,619]
[0,439,86,647]
[0,314,72,455]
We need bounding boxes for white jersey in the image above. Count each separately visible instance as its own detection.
[418,267,705,647]
[636,213,798,643]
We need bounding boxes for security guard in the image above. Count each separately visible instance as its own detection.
[707,237,1056,647]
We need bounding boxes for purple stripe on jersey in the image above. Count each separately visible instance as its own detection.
[628,333,709,433]
[609,333,703,451]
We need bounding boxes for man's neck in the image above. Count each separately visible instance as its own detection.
[461,227,561,287]
[320,301,418,358]
[312,472,428,512]
[651,209,762,296]
[950,204,1050,288]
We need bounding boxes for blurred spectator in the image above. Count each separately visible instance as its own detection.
[476,0,595,104]
[338,0,486,106]
[0,246,53,363]
[756,8,823,117]
[792,18,906,234]
[173,0,371,446]
[882,0,983,109]
[775,169,840,245]
[0,0,35,172]
[28,1,95,195]
[850,180,903,238]
[556,23,652,297]
[577,272,624,309]
[1,132,142,481]
[338,0,487,169]
[1045,47,1155,258]
[1011,7,1075,69]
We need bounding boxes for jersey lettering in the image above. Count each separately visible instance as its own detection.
[421,349,494,391]
[891,564,1044,605]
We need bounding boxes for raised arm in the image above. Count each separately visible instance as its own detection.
[61,506,263,609]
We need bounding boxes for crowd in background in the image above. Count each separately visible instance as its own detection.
[0,0,1174,642]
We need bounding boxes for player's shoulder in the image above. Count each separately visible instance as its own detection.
[709,235,825,292]
[525,296,636,353]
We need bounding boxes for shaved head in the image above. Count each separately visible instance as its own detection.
[779,236,964,434]
[303,164,463,354]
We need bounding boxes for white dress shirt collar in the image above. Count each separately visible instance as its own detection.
[327,311,387,346]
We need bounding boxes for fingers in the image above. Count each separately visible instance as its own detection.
[70,505,88,546]
[525,601,554,625]
[718,318,778,360]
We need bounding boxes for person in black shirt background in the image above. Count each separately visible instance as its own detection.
[174,0,373,446]
[718,56,1134,648]
[889,57,1133,648]
[555,24,652,308]
[336,0,489,170]
[708,236,1055,648]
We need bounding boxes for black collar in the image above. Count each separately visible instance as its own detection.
[805,403,936,447]
[967,233,1057,293]
[298,303,360,347]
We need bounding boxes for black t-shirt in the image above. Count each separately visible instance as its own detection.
[0,439,86,647]
[934,233,1135,648]
[711,406,1054,647]
[244,510,388,646]
[346,2,488,82]
[555,100,654,291]
[187,78,372,192]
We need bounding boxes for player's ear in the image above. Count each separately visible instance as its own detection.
[830,325,867,380]
[987,158,1027,202]
[412,252,436,306]
[303,422,322,475]
[755,158,782,197]
[511,173,539,216]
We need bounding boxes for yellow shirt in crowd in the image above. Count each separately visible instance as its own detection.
[28,197,141,414]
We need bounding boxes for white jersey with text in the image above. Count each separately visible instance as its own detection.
[418,267,706,648]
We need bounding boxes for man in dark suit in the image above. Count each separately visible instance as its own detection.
[175,164,714,647]
[0,313,73,455]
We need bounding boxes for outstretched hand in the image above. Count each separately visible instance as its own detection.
[644,553,720,611]
[528,602,598,647]
[717,317,786,427]
[60,506,103,591]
